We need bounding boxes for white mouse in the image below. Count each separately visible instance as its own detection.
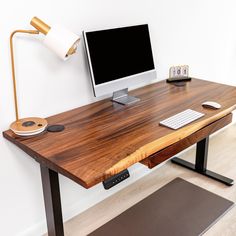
[202,101,221,109]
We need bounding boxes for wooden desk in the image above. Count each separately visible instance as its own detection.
[3,78,236,236]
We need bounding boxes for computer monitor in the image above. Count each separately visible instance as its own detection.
[83,24,156,105]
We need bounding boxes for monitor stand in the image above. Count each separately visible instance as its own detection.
[112,88,140,105]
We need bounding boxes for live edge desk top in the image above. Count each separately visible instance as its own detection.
[3,79,236,189]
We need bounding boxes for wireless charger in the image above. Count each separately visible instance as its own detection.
[47,125,65,132]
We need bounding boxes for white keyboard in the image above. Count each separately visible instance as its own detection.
[160,109,205,130]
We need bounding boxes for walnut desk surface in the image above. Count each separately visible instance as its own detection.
[3,79,236,189]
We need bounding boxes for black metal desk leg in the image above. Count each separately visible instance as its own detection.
[195,137,208,172]
[171,137,234,186]
[40,165,64,236]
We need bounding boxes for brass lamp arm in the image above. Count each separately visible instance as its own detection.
[10,30,39,121]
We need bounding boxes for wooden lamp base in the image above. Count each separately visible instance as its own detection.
[10,117,47,136]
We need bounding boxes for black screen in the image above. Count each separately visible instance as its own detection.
[85,24,155,85]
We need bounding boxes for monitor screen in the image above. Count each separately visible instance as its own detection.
[84,24,155,86]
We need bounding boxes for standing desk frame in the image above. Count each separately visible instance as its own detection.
[3,79,236,236]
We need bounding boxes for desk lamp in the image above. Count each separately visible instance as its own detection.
[10,17,80,136]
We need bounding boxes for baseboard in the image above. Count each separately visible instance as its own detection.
[17,221,47,236]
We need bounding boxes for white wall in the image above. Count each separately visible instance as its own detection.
[1,1,236,235]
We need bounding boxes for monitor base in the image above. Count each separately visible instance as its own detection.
[112,88,140,105]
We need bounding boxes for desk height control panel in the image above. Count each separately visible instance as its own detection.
[103,169,130,190]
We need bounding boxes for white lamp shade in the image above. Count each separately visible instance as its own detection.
[43,25,80,60]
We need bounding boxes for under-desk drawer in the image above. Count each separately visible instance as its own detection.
[140,113,232,169]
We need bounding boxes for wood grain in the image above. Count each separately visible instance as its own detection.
[141,113,232,168]
[61,124,236,236]
[105,108,235,176]
[3,78,236,188]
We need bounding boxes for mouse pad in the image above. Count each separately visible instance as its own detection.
[89,178,234,236]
